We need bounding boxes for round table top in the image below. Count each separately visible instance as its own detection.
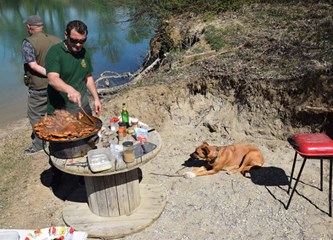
[50,129,161,177]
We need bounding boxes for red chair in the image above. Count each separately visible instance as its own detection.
[286,133,333,216]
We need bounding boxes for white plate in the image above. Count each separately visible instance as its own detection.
[24,226,75,240]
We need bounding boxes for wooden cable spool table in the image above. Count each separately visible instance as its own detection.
[50,129,166,239]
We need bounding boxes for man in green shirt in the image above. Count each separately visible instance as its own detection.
[45,20,101,116]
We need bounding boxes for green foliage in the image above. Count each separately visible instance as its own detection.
[140,0,266,17]
[205,25,226,51]
[205,23,244,51]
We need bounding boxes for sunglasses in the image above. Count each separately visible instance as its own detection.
[68,36,87,44]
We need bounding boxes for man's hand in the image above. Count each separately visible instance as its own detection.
[67,89,82,107]
[94,98,102,116]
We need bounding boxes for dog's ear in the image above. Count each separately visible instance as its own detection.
[202,146,210,157]
[203,141,209,146]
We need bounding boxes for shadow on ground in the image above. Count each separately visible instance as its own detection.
[249,166,290,186]
[40,167,84,202]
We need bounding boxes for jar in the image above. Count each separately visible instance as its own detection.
[131,118,139,127]
[127,127,135,135]
[118,122,127,141]
[122,141,135,163]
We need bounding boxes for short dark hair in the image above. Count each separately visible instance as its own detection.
[66,20,88,36]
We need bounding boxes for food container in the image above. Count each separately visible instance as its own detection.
[87,148,114,172]
[127,127,135,135]
[110,143,124,162]
[118,122,127,141]
[130,117,139,127]
[122,141,135,163]
[135,128,148,142]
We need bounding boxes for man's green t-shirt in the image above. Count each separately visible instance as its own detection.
[45,42,93,114]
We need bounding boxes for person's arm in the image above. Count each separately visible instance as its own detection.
[22,40,47,76]
[27,61,47,76]
[47,72,82,107]
[86,74,101,116]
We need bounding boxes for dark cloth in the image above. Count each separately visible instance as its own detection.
[27,90,47,150]
[23,32,61,90]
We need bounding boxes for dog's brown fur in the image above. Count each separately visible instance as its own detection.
[185,141,264,178]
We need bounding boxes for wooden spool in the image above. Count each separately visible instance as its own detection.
[84,168,141,217]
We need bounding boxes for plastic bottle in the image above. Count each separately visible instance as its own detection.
[121,103,129,127]
[109,117,119,133]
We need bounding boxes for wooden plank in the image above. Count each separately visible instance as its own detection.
[92,176,109,217]
[125,169,141,212]
[84,176,99,216]
[103,174,120,216]
[114,172,131,215]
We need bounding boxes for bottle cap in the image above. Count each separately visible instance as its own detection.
[110,117,119,123]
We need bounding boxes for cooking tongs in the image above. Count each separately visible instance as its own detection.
[79,106,95,126]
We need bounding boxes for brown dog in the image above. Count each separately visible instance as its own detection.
[183,142,264,178]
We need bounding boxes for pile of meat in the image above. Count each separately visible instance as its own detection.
[34,110,100,141]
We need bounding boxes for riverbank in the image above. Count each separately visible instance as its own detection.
[0,1,332,239]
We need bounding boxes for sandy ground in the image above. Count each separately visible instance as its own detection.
[1,85,333,240]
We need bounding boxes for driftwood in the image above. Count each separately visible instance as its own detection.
[96,58,161,96]
[131,57,161,84]
[170,42,247,71]
[95,71,134,86]
[303,106,333,113]
[95,45,237,96]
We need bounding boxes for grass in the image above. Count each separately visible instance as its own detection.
[0,129,32,214]
[204,23,245,51]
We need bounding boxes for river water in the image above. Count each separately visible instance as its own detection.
[0,0,154,128]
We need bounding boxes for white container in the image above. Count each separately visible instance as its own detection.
[87,148,114,173]
[110,143,123,161]
[110,143,127,170]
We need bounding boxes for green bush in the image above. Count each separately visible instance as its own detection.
[205,23,244,51]
[144,0,265,16]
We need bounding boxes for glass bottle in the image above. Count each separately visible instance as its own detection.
[121,103,129,127]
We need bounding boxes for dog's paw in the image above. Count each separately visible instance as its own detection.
[183,172,196,179]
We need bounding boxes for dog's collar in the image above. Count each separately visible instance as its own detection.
[209,147,221,165]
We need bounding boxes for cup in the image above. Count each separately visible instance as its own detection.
[122,141,135,163]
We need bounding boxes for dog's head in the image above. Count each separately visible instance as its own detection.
[190,142,217,161]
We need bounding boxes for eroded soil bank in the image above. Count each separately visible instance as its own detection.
[143,1,333,139]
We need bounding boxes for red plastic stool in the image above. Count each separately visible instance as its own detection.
[286,133,333,216]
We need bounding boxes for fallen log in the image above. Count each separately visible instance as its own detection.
[303,106,333,113]
[96,58,161,96]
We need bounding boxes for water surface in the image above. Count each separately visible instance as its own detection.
[0,0,154,128]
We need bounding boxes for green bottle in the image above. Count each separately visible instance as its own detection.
[121,103,129,127]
